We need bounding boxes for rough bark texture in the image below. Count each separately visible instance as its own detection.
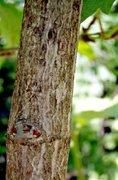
[6,0,82,179]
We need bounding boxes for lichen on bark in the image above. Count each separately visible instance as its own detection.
[6,0,82,179]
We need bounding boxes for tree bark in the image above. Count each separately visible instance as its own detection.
[6,0,82,179]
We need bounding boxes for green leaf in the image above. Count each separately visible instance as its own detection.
[77,110,107,122]
[104,103,118,118]
[77,102,118,122]
[81,0,116,21]
[0,132,6,143]
[0,146,6,154]
[78,41,95,60]
[0,2,23,47]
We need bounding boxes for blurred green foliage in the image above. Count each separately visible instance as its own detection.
[0,1,23,47]
[0,0,118,180]
[82,0,116,21]
[69,1,118,179]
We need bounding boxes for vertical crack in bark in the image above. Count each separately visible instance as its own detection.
[51,140,59,178]
[22,146,28,179]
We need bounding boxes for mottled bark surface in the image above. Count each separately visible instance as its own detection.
[6,0,82,179]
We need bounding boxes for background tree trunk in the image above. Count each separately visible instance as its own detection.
[6,0,82,179]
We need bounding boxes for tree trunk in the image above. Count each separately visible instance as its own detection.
[6,0,82,179]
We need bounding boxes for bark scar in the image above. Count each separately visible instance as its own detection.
[7,123,70,146]
[7,120,46,145]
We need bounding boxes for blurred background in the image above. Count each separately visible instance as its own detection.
[0,0,118,179]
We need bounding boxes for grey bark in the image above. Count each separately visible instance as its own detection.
[6,0,82,179]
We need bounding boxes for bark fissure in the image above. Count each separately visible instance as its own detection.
[6,0,82,179]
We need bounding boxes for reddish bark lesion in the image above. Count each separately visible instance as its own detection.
[8,120,43,146]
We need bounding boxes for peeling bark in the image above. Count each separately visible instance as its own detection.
[6,0,82,179]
